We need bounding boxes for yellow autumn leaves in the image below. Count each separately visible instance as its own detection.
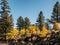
[54,22,60,30]
[40,25,48,37]
[6,22,60,40]
[6,28,19,39]
[6,25,48,40]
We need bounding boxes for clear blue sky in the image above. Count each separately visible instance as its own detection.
[0,0,60,28]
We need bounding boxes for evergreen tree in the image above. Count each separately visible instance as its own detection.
[0,13,13,34]
[0,0,13,39]
[24,17,30,29]
[50,1,60,24]
[17,16,25,30]
[36,11,45,30]
[0,0,10,16]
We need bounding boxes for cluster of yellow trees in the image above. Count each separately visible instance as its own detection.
[6,22,60,40]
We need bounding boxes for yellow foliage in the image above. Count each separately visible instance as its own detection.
[36,30,40,35]
[54,22,59,27]
[28,26,39,35]
[6,33,15,39]
[18,26,40,39]
[19,29,26,39]
[40,25,48,37]
[19,29,26,35]
[11,28,19,36]
[6,28,19,40]
[54,22,60,29]
[6,23,60,40]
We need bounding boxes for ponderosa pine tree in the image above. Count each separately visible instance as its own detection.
[0,0,13,39]
[36,11,45,30]
[17,16,25,30]
[24,17,30,29]
[50,1,60,24]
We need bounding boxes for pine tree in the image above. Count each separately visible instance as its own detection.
[36,11,45,30]
[24,17,30,29]
[17,16,25,30]
[0,0,13,40]
[0,0,10,16]
[0,13,13,33]
[50,1,60,23]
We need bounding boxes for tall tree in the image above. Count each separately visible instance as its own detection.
[0,13,13,34]
[0,0,10,16]
[36,11,45,30]
[50,1,60,24]
[17,16,25,30]
[24,17,30,29]
[0,0,13,39]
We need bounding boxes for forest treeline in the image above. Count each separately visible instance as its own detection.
[0,0,60,45]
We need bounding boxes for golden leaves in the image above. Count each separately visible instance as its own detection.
[6,22,60,40]
[40,25,48,37]
[6,28,19,39]
[54,22,60,30]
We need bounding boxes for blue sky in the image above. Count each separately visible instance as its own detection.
[0,0,60,28]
